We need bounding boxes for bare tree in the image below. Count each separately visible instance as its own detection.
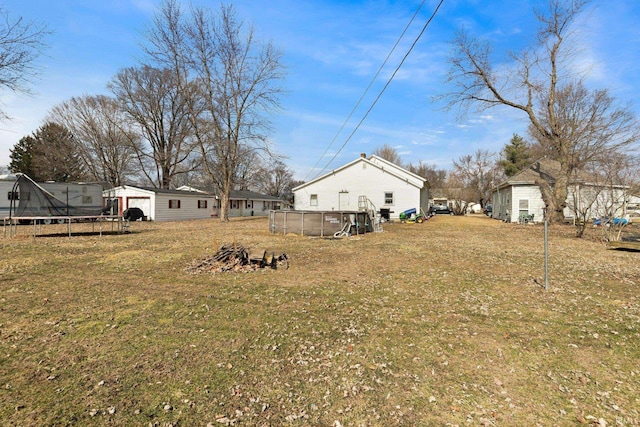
[440,0,640,223]
[373,144,402,166]
[143,1,285,220]
[406,161,447,189]
[443,172,474,215]
[108,65,197,189]
[48,95,139,186]
[254,158,295,200]
[591,153,637,242]
[452,148,499,207]
[0,6,49,120]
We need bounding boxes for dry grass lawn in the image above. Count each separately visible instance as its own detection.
[1,215,638,426]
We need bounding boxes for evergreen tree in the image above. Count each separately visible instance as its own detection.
[9,135,37,177]
[9,122,86,181]
[500,134,531,177]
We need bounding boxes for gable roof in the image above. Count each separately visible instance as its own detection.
[177,185,284,202]
[107,185,214,197]
[495,158,596,189]
[229,189,284,202]
[293,154,426,192]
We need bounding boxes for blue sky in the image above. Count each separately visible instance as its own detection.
[1,0,639,180]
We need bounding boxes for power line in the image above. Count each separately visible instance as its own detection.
[313,0,445,179]
[302,0,428,182]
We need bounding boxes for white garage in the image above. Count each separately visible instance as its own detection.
[103,185,215,222]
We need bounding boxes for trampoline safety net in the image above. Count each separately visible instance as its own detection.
[10,174,103,218]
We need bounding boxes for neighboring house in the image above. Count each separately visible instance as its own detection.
[176,186,286,218]
[429,189,452,208]
[103,185,215,222]
[428,188,474,213]
[490,158,629,223]
[222,189,286,218]
[293,154,428,220]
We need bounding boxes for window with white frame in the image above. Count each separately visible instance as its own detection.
[384,192,394,205]
[518,199,529,215]
[198,200,208,209]
[169,199,181,209]
[310,194,318,206]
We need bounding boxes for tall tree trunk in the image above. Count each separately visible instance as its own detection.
[219,192,230,222]
[537,169,569,224]
[551,173,569,224]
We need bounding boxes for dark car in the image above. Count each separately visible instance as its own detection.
[483,205,493,216]
[429,205,454,215]
[123,207,145,221]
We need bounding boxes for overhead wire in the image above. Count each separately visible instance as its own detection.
[302,0,428,182]
[312,0,446,180]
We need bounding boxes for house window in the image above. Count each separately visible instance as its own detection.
[231,200,239,209]
[198,200,208,209]
[384,192,394,205]
[169,199,181,209]
[245,200,253,209]
[263,201,268,211]
[310,194,318,206]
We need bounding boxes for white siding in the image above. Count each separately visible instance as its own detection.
[293,158,426,218]
[492,185,545,223]
[566,184,628,220]
[104,186,215,222]
[510,185,545,223]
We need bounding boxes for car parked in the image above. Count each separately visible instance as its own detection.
[429,205,454,215]
[123,207,146,221]
[483,205,493,216]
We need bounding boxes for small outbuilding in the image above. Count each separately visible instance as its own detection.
[103,185,215,222]
[490,158,630,223]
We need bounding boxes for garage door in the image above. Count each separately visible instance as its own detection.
[127,197,151,219]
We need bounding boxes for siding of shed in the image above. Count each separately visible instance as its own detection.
[510,185,546,223]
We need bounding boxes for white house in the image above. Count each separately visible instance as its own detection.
[490,158,630,223]
[103,185,215,222]
[293,154,428,220]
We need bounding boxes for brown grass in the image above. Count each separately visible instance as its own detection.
[1,215,638,426]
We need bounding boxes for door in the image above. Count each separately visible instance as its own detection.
[339,191,349,210]
[127,197,151,218]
